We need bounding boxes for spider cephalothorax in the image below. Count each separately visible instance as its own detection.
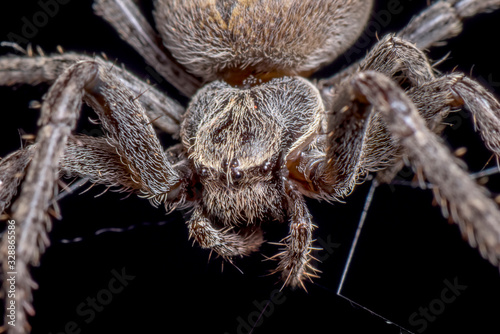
[182,77,322,239]
[2,1,500,333]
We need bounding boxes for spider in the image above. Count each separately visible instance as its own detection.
[2,0,500,333]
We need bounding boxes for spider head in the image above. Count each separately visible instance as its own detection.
[183,80,286,225]
[181,77,323,226]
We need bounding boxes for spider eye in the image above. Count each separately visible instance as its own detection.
[260,161,272,173]
[199,167,209,177]
[230,158,239,168]
[231,169,244,181]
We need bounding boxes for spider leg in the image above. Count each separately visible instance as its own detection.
[436,74,500,157]
[60,135,153,191]
[399,0,500,49]
[68,61,182,203]
[357,35,435,86]
[310,69,500,273]
[319,0,500,89]
[326,34,500,182]
[93,0,202,96]
[0,53,184,134]
[350,70,500,266]
[0,61,98,334]
[396,72,500,162]
[296,82,373,201]
[186,205,263,258]
[304,36,438,199]
[1,93,187,209]
[358,34,500,177]
[1,59,183,333]
[356,35,439,178]
[0,147,36,215]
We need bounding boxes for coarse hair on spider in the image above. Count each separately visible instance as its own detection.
[2,1,500,333]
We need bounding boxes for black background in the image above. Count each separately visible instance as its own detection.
[1,1,500,333]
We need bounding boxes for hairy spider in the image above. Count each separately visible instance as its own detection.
[2,0,500,333]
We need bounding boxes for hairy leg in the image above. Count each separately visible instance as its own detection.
[0,147,35,215]
[0,52,184,134]
[323,34,500,181]
[186,184,317,289]
[319,0,500,89]
[60,135,151,191]
[293,84,372,201]
[311,68,500,276]
[306,35,438,198]
[347,35,438,176]
[93,0,202,96]
[0,59,182,333]
[352,70,500,266]
[440,74,500,156]
[358,35,435,86]
[0,61,97,334]
[399,0,500,49]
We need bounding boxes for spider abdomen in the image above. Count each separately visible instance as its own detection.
[154,0,371,83]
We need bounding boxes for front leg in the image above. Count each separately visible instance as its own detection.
[311,70,500,278]
[351,71,500,266]
[292,79,374,202]
[0,61,97,334]
[320,84,373,199]
[82,63,181,203]
[321,33,500,183]
[0,59,182,334]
